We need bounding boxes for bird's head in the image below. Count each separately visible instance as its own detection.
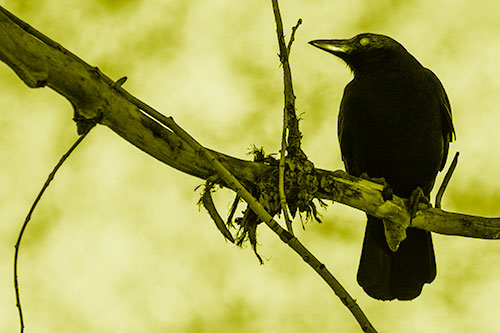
[309,33,419,74]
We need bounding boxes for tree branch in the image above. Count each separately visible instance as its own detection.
[0,2,498,247]
[315,169,500,240]
[0,6,498,242]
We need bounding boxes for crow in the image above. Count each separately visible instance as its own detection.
[309,33,455,300]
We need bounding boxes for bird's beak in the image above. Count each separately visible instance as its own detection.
[308,39,353,55]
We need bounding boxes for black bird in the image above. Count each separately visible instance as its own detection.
[309,33,455,300]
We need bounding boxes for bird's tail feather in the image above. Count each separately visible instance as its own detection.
[356,215,436,301]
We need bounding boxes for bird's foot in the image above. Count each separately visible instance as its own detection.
[359,173,394,201]
[407,187,431,219]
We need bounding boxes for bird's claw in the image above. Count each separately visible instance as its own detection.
[360,173,394,201]
[407,187,431,219]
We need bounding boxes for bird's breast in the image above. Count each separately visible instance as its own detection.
[339,70,444,196]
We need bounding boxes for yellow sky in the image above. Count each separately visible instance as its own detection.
[1,1,500,332]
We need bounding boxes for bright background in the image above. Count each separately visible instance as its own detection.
[1,1,500,332]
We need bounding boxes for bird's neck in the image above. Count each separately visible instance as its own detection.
[351,53,422,76]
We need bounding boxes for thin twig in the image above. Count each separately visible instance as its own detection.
[271,5,302,154]
[435,152,459,208]
[202,182,235,243]
[270,1,376,332]
[274,12,303,234]
[14,129,92,333]
[277,19,303,235]
[227,194,240,226]
[279,128,293,234]
[287,19,302,55]
[276,18,302,234]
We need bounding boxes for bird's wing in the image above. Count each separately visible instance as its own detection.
[424,68,456,170]
[338,83,354,174]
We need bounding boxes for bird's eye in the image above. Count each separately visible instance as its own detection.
[359,37,371,46]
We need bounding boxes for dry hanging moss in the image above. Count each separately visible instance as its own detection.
[201,146,325,263]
